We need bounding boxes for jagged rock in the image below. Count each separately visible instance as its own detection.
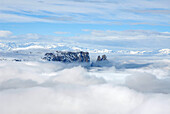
[102,55,107,60]
[97,56,101,61]
[43,51,111,67]
[91,54,111,67]
[96,54,107,62]
[43,51,90,63]
[13,59,22,62]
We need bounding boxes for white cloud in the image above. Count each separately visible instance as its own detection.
[24,33,41,39]
[79,29,170,40]
[0,29,169,50]
[53,66,105,85]
[0,0,169,24]
[0,30,12,38]
[125,73,170,93]
[54,31,70,34]
[0,13,52,23]
[0,59,170,113]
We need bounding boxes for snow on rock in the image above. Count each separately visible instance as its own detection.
[12,45,44,51]
[43,51,90,63]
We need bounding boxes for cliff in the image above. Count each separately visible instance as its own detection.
[43,51,90,63]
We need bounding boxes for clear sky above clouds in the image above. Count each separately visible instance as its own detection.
[0,0,170,49]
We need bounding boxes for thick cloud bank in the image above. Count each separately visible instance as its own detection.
[0,60,170,114]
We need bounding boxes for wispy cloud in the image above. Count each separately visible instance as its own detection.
[0,0,170,25]
[0,30,12,38]
[80,29,170,40]
[131,9,170,14]
[54,31,70,35]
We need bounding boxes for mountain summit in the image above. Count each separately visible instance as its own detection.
[43,51,90,63]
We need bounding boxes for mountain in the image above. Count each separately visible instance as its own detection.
[0,42,170,56]
[43,51,90,63]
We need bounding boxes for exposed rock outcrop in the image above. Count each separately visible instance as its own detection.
[91,54,111,67]
[96,54,107,62]
[43,51,90,63]
[43,51,112,67]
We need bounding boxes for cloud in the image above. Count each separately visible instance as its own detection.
[24,33,41,39]
[75,29,170,49]
[52,66,105,85]
[131,9,170,15]
[0,0,169,25]
[54,31,70,35]
[0,30,12,38]
[125,73,170,93]
[0,29,169,50]
[0,13,52,23]
[77,30,170,49]
[0,59,170,114]
[79,29,170,40]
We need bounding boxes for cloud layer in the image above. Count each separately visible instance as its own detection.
[80,29,170,40]
[0,0,170,25]
[0,58,170,114]
[0,29,169,50]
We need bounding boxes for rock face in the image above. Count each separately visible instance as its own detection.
[43,51,90,63]
[96,54,107,61]
[91,54,111,67]
[43,51,111,67]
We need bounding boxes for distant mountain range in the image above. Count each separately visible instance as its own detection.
[0,42,169,56]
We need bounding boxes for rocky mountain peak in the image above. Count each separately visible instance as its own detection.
[43,51,90,63]
[96,54,107,61]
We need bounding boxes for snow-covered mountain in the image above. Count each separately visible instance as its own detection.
[0,42,170,56]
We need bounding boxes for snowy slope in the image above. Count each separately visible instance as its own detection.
[0,42,170,56]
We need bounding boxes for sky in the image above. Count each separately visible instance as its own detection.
[0,1,170,113]
[0,0,170,50]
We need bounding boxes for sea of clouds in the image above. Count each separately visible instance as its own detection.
[0,58,170,114]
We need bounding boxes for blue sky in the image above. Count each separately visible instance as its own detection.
[0,22,170,36]
[0,0,170,49]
